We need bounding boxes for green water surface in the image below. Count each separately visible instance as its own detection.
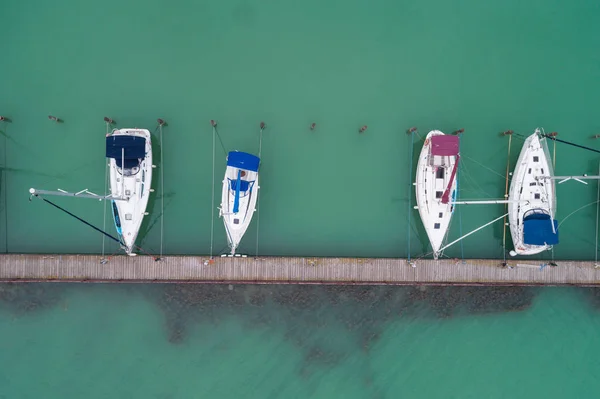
[1,0,600,259]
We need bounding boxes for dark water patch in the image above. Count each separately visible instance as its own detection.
[150,284,538,377]
[582,287,600,310]
[405,286,537,318]
[153,284,248,343]
[0,283,66,314]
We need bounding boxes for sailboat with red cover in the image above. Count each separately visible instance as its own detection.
[415,131,460,259]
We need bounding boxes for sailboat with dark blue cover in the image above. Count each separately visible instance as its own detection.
[106,129,153,255]
[220,151,260,255]
[29,127,154,256]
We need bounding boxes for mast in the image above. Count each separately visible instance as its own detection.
[451,199,523,205]
[29,188,126,201]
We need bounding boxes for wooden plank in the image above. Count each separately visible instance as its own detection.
[0,254,599,285]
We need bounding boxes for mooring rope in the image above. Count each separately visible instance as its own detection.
[159,122,165,260]
[502,133,512,262]
[2,120,7,253]
[210,124,216,259]
[595,162,600,264]
[255,124,264,256]
[101,122,110,261]
[457,140,465,262]
[214,126,227,157]
[407,129,415,263]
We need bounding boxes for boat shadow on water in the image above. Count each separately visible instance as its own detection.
[134,131,176,254]
[406,135,435,258]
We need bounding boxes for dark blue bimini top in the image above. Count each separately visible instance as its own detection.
[227,151,260,172]
[523,212,559,246]
[106,136,146,159]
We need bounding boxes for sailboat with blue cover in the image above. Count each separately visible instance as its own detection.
[220,151,260,255]
[29,127,153,256]
[507,129,600,257]
[106,128,153,255]
[508,129,558,256]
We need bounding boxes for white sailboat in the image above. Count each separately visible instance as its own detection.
[508,129,558,256]
[29,127,154,256]
[415,130,460,259]
[106,128,153,255]
[220,151,260,255]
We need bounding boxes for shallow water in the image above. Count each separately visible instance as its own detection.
[1,284,600,398]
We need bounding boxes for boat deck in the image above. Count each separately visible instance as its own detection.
[0,254,599,285]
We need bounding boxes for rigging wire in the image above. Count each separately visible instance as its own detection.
[462,155,507,180]
[34,195,124,246]
[543,134,600,155]
[557,200,600,229]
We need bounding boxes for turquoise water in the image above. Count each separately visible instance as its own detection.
[2,0,600,259]
[2,284,600,398]
[3,1,600,397]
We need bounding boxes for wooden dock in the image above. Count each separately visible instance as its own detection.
[1,254,600,285]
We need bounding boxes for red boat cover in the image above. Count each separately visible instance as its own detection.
[430,135,459,156]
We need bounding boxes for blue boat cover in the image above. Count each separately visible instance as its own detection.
[227,151,260,172]
[106,136,146,160]
[523,213,559,245]
[230,179,250,192]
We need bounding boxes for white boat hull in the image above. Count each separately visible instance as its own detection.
[220,153,259,255]
[508,130,556,256]
[415,131,458,259]
[108,129,153,255]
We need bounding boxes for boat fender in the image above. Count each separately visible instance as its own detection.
[424,138,429,146]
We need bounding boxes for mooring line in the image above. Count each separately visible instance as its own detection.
[210,123,216,259]
[214,126,227,157]
[2,119,7,253]
[407,128,416,263]
[457,136,465,262]
[255,123,265,256]
[101,121,110,261]
[502,132,513,262]
[594,163,600,265]
[159,120,165,260]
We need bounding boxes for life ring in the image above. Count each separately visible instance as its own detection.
[424,138,430,146]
